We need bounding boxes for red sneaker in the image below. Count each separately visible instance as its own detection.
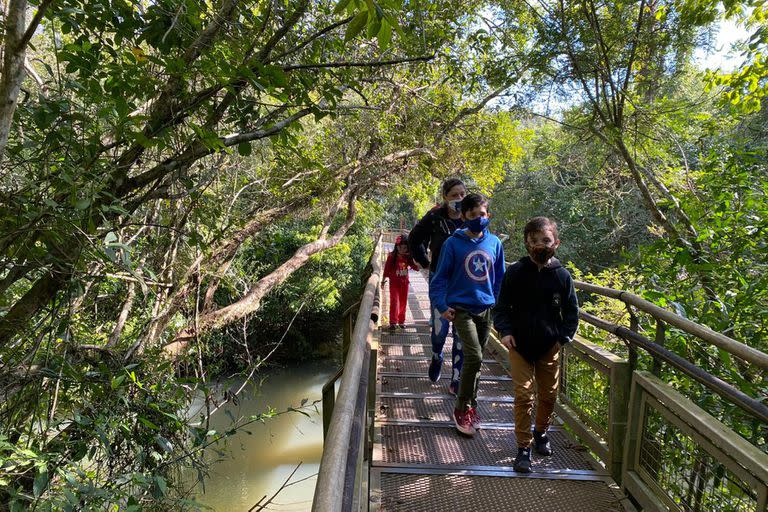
[453,408,476,436]
[468,407,481,430]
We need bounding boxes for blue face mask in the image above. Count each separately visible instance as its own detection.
[447,200,462,212]
[466,216,489,233]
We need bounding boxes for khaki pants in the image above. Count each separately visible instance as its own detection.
[452,308,491,411]
[508,343,560,448]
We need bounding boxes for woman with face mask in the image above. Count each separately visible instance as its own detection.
[428,193,506,435]
[408,178,467,395]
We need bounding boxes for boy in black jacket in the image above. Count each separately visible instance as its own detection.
[493,217,578,473]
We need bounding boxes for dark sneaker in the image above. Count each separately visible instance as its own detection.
[448,380,459,396]
[533,430,552,456]
[387,324,397,331]
[398,324,406,330]
[453,408,476,436]
[513,447,532,473]
[428,355,443,382]
[468,407,481,430]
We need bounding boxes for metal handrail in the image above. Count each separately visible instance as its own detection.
[574,280,768,369]
[499,263,768,428]
[580,311,768,424]
[312,235,383,512]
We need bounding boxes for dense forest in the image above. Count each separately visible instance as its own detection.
[1,0,766,509]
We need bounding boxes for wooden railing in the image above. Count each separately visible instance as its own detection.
[622,371,767,512]
[312,235,383,512]
[574,281,768,370]
[564,281,768,511]
[556,336,630,483]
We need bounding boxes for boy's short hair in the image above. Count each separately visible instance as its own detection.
[441,177,465,197]
[523,216,558,241]
[460,193,488,214]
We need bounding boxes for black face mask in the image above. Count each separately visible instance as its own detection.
[529,246,555,264]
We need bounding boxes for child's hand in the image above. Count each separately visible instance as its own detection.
[441,308,455,321]
[500,335,516,349]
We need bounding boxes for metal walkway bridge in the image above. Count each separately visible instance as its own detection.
[313,233,768,512]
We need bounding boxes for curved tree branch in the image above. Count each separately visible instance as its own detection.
[164,189,358,355]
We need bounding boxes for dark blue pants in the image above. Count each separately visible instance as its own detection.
[429,272,464,383]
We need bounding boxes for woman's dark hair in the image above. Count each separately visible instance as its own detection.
[523,216,558,241]
[441,178,465,197]
[460,193,488,214]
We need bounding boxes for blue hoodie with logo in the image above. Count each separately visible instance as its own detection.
[429,227,505,314]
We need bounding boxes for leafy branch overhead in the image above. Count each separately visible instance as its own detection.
[0,0,441,344]
[0,0,521,508]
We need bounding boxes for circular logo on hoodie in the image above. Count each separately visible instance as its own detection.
[464,250,491,282]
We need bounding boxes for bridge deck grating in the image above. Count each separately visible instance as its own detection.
[378,396,516,423]
[371,470,629,512]
[379,375,515,396]
[378,357,509,377]
[379,331,441,345]
[374,424,597,470]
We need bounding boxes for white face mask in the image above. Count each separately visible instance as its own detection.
[447,200,462,212]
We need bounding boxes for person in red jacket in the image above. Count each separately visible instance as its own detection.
[383,235,419,330]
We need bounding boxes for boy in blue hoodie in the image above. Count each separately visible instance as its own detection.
[493,216,579,472]
[429,193,505,436]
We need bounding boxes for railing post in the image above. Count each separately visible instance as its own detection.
[341,302,360,364]
[342,311,353,362]
[322,368,343,439]
[652,320,665,376]
[626,304,639,370]
[621,373,665,511]
[609,358,631,484]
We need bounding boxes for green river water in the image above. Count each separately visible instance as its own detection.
[194,359,339,511]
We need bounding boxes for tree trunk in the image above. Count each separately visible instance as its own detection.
[134,204,300,356]
[108,282,136,347]
[612,135,686,245]
[0,272,62,346]
[201,259,233,313]
[0,0,27,161]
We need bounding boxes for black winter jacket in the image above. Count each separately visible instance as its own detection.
[408,205,464,273]
[493,256,579,362]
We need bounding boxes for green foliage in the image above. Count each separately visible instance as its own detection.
[554,103,768,451]
[708,2,768,113]
[633,139,768,353]
[492,119,654,271]
[1,354,207,510]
